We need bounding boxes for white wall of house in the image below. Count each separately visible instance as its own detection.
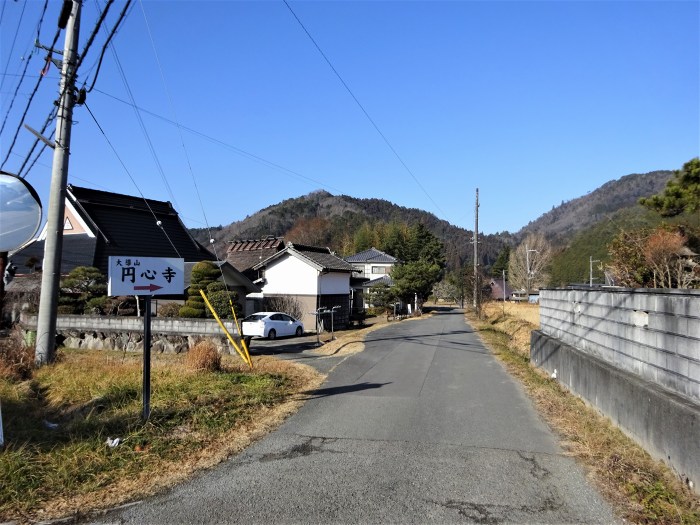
[261,254,351,297]
[319,272,350,294]
[263,255,318,295]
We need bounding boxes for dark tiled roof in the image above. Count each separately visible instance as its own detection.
[363,275,394,287]
[345,247,398,264]
[254,242,354,273]
[67,185,212,272]
[225,237,285,272]
[227,237,284,252]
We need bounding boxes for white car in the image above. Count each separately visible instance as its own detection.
[241,312,304,340]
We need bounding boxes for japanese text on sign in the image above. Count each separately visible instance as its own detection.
[108,256,184,296]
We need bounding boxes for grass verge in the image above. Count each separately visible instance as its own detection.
[468,302,699,524]
[0,349,323,523]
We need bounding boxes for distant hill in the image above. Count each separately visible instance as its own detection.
[190,190,510,272]
[516,170,674,244]
[190,169,675,274]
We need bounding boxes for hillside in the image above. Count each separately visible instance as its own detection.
[190,169,674,273]
[190,190,510,272]
[516,170,674,244]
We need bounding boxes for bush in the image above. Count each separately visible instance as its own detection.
[206,290,241,320]
[0,325,35,381]
[85,296,108,314]
[185,340,221,372]
[57,305,76,315]
[179,306,204,318]
[158,302,182,318]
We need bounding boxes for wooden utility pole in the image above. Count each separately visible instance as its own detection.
[473,188,479,313]
[35,0,82,366]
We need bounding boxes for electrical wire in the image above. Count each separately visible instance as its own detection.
[137,0,209,237]
[75,0,114,72]
[21,129,54,179]
[282,0,448,220]
[0,27,60,170]
[83,0,132,93]
[104,38,179,208]
[93,88,345,194]
[0,0,28,93]
[137,0,248,346]
[17,107,57,178]
[0,0,49,137]
[83,101,182,258]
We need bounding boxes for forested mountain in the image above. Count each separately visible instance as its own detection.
[190,169,675,275]
[516,170,674,244]
[190,190,510,273]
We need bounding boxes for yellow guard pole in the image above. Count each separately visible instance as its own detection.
[200,290,251,367]
[228,298,251,364]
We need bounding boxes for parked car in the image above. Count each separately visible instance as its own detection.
[241,312,304,340]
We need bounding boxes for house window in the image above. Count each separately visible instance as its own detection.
[371,266,387,274]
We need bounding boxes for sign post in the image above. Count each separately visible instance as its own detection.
[108,256,184,420]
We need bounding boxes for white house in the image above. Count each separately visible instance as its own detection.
[252,242,356,331]
[345,247,397,279]
[345,247,398,310]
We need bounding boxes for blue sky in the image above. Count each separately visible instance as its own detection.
[2,0,698,236]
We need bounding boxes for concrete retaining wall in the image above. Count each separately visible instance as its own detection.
[532,331,699,492]
[539,288,700,402]
[20,313,242,355]
[533,287,700,493]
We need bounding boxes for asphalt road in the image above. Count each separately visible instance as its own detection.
[92,308,618,524]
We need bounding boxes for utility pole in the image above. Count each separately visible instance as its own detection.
[35,0,82,366]
[473,188,479,313]
[589,256,601,287]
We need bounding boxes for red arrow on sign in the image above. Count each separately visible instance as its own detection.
[134,284,163,292]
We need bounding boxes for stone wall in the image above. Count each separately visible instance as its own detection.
[20,313,243,355]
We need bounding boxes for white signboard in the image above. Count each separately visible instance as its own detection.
[108,256,184,296]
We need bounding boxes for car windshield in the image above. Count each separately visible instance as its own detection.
[243,314,266,322]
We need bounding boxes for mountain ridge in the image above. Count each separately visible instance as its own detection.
[190,169,675,272]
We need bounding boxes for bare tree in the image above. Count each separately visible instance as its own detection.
[264,296,305,321]
[607,226,699,289]
[508,233,553,292]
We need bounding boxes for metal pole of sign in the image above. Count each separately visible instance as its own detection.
[142,296,152,421]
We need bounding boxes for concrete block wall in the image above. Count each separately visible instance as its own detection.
[539,288,700,403]
[21,313,240,336]
[20,313,242,354]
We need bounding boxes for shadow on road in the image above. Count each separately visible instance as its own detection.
[302,381,391,398]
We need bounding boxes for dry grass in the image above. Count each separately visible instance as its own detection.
[0,349,323,524]
[0,325,35,381]
[469,302,699,524]
[185,339,221,372]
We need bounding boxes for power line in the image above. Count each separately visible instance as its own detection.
[75,0,115,72]
[93,88,345,194]
[104,35,179,208]
[0,0,49,136]
[282,0,448,220]
[0,27,61,170]
[17,107,57,178]
[83,0,132,93]
[0,0,28,93]
[84,101,182,258]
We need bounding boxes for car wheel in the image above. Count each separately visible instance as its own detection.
[267,329,276,340]
[295,326,303,337]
